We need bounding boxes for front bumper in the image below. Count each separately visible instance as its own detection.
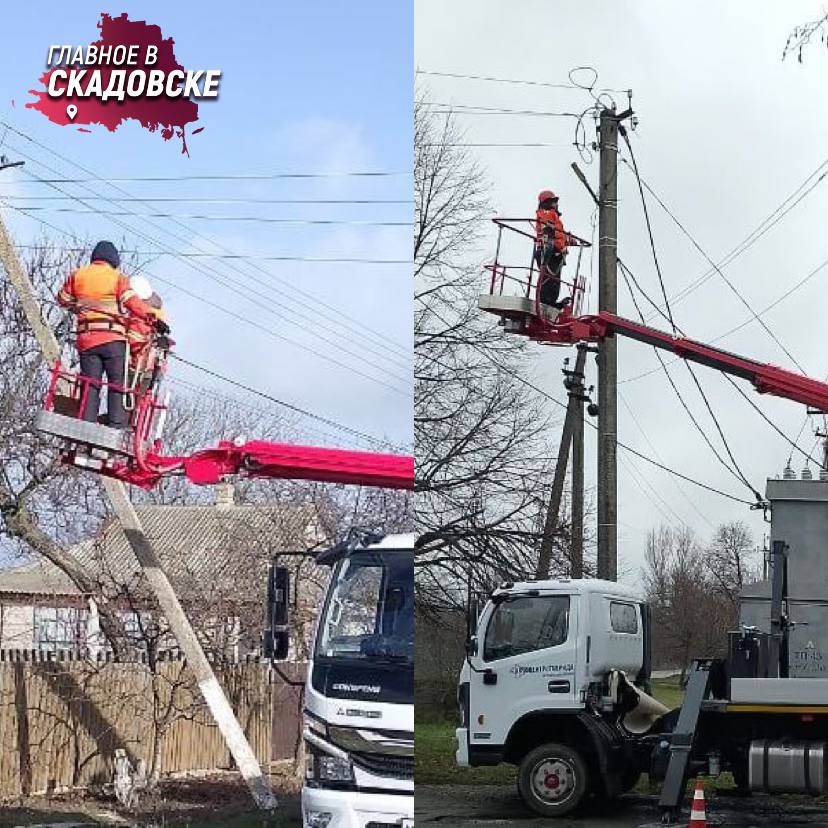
[302,785,413,828]
[455,727,469,767]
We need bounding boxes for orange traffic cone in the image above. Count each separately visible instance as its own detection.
[688,777,707,827]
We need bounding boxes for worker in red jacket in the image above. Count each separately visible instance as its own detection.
[57,241,167,427]
[535,190,577,309]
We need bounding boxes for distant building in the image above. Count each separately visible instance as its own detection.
[0,484,327,659]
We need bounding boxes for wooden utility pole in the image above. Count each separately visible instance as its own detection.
[537,346,587,579]
[570,345,586,578]
[597,108,619,582]
[0,209,277,809]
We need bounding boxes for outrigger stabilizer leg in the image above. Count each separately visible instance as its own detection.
[658,660,711,823]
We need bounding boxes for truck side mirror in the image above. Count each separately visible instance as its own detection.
[264,564,290,661]
[466,596,480,641]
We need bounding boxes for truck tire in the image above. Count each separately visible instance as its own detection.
[517,742,589,817]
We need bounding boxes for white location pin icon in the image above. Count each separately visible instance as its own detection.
[66,104,77,121]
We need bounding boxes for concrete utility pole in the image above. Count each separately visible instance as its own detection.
[537,346,587,580]
[597,108,619,582]
[0,210,277,809]
[570,345,586,578]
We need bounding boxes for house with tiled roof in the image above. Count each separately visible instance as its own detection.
[0,484,327,658]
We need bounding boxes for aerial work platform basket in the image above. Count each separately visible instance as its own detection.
[36,360,173,483]
[479,217,589,344]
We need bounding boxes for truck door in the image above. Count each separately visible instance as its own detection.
[466,592,579,754]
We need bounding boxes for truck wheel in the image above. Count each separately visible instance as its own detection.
[517,742,588,817]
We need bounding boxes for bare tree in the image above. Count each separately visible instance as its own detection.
[414,96,564,608]
[784,12,828,62]
[0,240,132,652]
[643,525,732,678]
[705,521,756,609]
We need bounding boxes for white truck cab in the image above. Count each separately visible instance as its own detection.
[297,532,414,828]
[456,578,655,816]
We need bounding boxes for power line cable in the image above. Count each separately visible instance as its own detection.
[633,154,828,321]
[719,373,822,467]
[618,259,821,488]
[1,205,398,449]
[420,306,754,506]
[621,146,807,374]
[422,142,572,148]
[416,69,581,90]
[3,198,411,397]
[0,121,411,362]
[619,390,714,528]
[618,142,762,501]
[620,130,675,333]
[1,137,412,378]
[6,191,412,391]
[3,195,410,205]
[415,67,630,94]
[619,449,691,528]
[168,354,399,449]
[618,264,760,497]
[12,243,410,265]
[423,102,580,118]
[166,376,372,449]
[621,134,826,471]
[5,171,411,183]
[507,362,755,506]
[8,205,411,227]
[620,251,828,385]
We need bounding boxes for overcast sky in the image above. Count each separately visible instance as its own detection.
[416,0,828,586]
[0,1,412,452]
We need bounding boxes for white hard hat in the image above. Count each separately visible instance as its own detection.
[130,275,153,300]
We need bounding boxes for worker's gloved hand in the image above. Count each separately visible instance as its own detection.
[154,319,171,336]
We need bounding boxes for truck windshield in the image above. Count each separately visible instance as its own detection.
[317,551,413,664]
[484,594,570,661]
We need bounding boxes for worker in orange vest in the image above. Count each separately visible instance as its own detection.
[126,275,168,393]
[535,190,577,309]
[57,241,167,427]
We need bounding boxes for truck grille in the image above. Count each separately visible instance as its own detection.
[352,751,414,779]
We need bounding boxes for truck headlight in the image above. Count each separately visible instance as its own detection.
[306,743,355,785]
[305,811,333,828]
[317,754,354,783]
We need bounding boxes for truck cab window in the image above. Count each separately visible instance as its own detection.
[316,552,414,662]
[609,601,638,634]
[483,595,570,662]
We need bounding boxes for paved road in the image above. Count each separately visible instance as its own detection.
[416,784,828,827]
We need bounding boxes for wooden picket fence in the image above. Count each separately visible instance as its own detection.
[0,650,275,798]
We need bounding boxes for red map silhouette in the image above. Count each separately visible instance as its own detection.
[27,13,200,154]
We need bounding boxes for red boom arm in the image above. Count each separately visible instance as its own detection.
[124,441,414,490]
[532,311,828,413]
[39,364,413,491]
